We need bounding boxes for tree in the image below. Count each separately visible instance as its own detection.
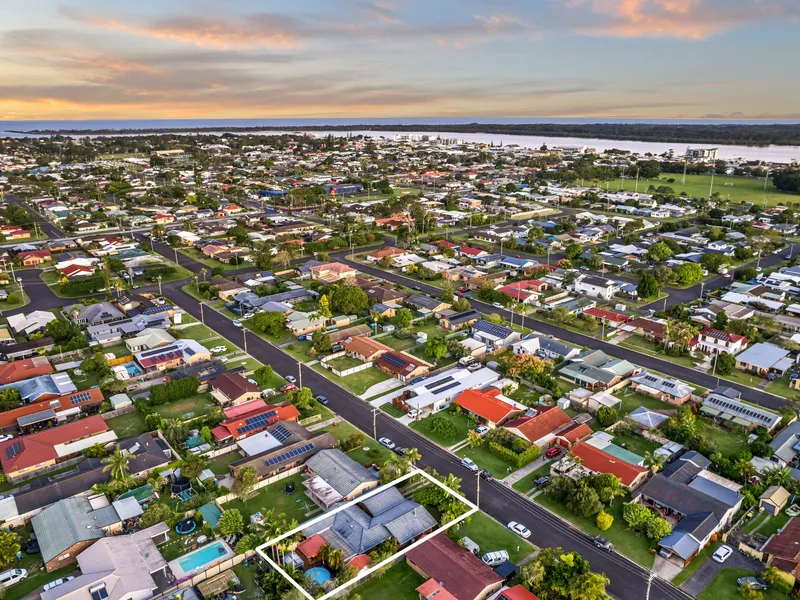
[701,253,729,273]
[646,241,673,262]
[5,292,19,305]
[566,482,603,518]
[287,387,315,411]
[596,406,619,427]
[250,311,287,336]
[623,502,653,530]
[637,271,660,299]
[424,336,448,361]
[217,509,245,536]
[565,243,583,260]
[331,284,369,314]
[550,307,575,325]
[232,466,258,501]
[318,295,332,319]
[396,308,413,329]
[713,310,729,330]
[102,446,131,487]
[181,453,207,480]
[254,364,274,382]
[142,503,172,527]
[429,417,459,439]
[674,262,704,286]
[440,280,454,302]
[521,546,608,600]
[467,430,483,448]
[274,250,294,267]
[643,451,666,473]
[0,531,19,567]
[645,516,672,541]
[596,511,613,531]
[311,330,332,353]
[235,533,261,554]
[715,352,736,376]
[555,258,572,270]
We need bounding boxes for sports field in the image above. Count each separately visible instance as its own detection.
[593,173,799,207]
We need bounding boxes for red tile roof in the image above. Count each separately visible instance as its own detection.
[223,398,267,419]
[0,357,53,385]
[699,327,749,345]
[504,406,572,444]
[0,415,111,474]
[571,441,648,487]
[406,534,502,600]
[347,554,371,571]
[212,403,300,441]
[556,421,593,444]
[417,579,458,600]
[499,585,540,600]
[583,307,631,323]
[459,246,485,257]
[297,534,326,561]
[454,389,522,425]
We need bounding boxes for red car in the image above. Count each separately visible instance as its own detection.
[545,447,563,459]
[280,384,298,393]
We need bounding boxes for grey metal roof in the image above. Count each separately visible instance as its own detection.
[734,342,790,370]
[305,449,378,497]
[688,476,743,508]
[628,407,669,429]
[31,497,110,563]
[659,530,701,561]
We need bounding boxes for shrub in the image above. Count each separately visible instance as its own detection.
[429,416,459,439]
[488,441,541,468]
[596,511,613,531]
[596,406,619,427]
[5,292,19,305]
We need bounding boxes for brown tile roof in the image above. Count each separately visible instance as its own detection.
[341,335,393,359]
[211,372,259,402]
[764,516,800,562]
[406,534,502,600]
[571,441,649,487]
[504,406,572,444]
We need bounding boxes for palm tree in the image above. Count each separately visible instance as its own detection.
[147,470,167,495]
[151,224,165,239]
[102,446,131,487]
[643,451,666,473]
[405,447,422,465]
[763,466,792,487]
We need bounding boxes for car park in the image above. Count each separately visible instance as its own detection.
[461,457,480,472]
[545,446,562,459]
[712,545,733,563]
[379,437,396,450]
[507,522,531,538]
[737,577,768,591]
[43,576,75,592]
[482,550,510,567]
[316,395,328,405]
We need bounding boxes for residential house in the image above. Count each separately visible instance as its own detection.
[210,372,262,406]
[559,441,649,489]
[210,401,300,443]
[759,486,791,516]
[17,249,52,266]
[386,367,501,416]
[735,342,793,376]
[762,517,800,585]
[505,406,591,448]
[497,281,543,305]
[133,339,211,373]
[303,486,436,561]
[375,351,433,383]
[465,271,507,290]
[574,275,620,301]
[558,349,638,391]
[633,451,743,565]
[695,327,750,355]
[406,294,451,315]
[471,320,521,350]
[701,386,782,431]
[0,387,104,431]
[7,310,57,337]
[304,449,380,508]
[406,534,503,600]
[0,356,53,385]
[582,307,631,329]
[630,371,694,406]
[627,318,668,344]
[341,335,393,362]
[511,335,580,361]
[367,246,408,262]
[309,262,358,283]
[453,388,524,428]
[65,302,125,326]
[0,372,76,404]
[439,309,481,331]
[40,523,171,600]
[124,327,175,353]
[366,285,406,305]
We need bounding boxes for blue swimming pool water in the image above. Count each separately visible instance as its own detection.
[124,362,141,376]
[179,541,227,572]
[306,567,331,584]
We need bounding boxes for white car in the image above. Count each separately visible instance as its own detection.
[247,378,258,386]
[461,457,480,472]
[379,437,396,450]
[492,302,503,309]
[475,425,490,436]
[507,522,532,539]
[712,545,733,563]
[0,434,13,443]
[43,576,75,592]
[232,320,243,328]
[210,346,227,353]
[285,375,297,384]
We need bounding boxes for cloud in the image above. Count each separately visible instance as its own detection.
[358,1,402,24]
[561,0,800,39]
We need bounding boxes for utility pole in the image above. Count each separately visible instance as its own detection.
[699,281,705,300]
[156,275,162,296]
[709,169,716,198]
[298,363,303,388]
[476,470,481,509]
[243,329,248,353]
[372,407,379,440]
[199,302,205,324]
[645,572,655,600]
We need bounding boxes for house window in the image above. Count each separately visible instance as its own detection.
[90,585,109,600]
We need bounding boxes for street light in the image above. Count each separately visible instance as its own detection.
[16,277,24,304]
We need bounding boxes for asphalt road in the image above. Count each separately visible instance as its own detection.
[160,281,690,600]
[7,198,66,239]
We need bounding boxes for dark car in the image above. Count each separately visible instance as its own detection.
[533,476,550,488]
[394,447,408,457]
[23,538,39,554]
[316,395,329,405]
[413,286,422,291]
[593,537,614,552]
[737,577,768,591]
[480,470,493,481]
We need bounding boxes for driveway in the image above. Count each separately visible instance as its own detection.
[681,547,763,597]
[362,378,403,401]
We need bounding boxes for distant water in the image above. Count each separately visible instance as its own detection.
[2,117,799,163]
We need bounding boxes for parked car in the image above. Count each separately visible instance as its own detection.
[0,569,27,588]
[492,302,504,309]
[407,408,418,419]
[786,504,800,517]
[467,363,483,372]
[285,375,297,384]
[480,470,493,481]
[712,545,733,563]
[394,447,408,457]
[545,446,563,459]
[593,537,613,552]
[232,320,243,328]
[475,425,490,436]
[737,577,768,591]
[280,384,297,393]
[316,395,328,405]
[379,437,396,450]
[413,286,422,291]
[507,522,531,538]
[482,550,510,567]
[210,345,227,353]
[0,434,13,443]
[461,457,480,472]
[533,476,550,488]
[43,576,75,592]
[247,378,258,386]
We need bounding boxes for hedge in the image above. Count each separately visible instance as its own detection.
[488,441,541,468]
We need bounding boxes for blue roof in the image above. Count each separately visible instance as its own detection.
[659,531,701,561]
[501,256,531,267]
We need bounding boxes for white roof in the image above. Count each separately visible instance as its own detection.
[376,367,500,410]
[237,431,283,457]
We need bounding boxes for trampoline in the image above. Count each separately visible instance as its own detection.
[306,567,331,585]
[175,519,197,535]
[284,481,296,495]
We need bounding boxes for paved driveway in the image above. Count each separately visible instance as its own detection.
[681,548,763,597]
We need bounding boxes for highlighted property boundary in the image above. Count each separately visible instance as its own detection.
[256,469,478,600]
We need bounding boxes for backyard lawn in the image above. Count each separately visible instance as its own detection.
[354,561,425,600]
[328,355,367,371]
[450,513,534,563]
[618,390,671,415]
[207,451,243,475]
[311,363,392,396]
[766,377,800,401]
[410,410,473,446]
[510,386,541,406]
[283,341,314,362]
[381,402,406,418]
[221,472,321,525]
[320,421,394,467]
[175,323,225,343]
[619,335,701,369]
[155,392,216,419]
[106,410,149,438]
[456,443,517,478]
[512,462,553,493]
[695,418,749,458]
[720,368,765,388]
[536,494,655,568]
[699,568,789,600]
[759,512,791,538]
[611,433,660,457]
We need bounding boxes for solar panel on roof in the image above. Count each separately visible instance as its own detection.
[382,353,407,368]
[71,391,92,405]
[430,381,460,395]
[264,443,314,467]
[474,320,512,339]
[425,376,453,390]
[5,441,23,459]
[272,425,293,443]
[184,347,195,357]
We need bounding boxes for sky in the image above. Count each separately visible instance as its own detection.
[1,0,799,121]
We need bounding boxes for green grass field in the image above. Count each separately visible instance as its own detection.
[592,173,799,208]
[699,568,789,600]
[105,411,149,438]
[354,561,425,600]
[155,392,215,419]
[410,410,473,446]
[221,472,320,525]
[451,513,534,562]
[456,443,517,478]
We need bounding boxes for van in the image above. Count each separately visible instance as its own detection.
[458,356,476,366]
[482,550,510,567]
[0,569,27,587]
[461,537,480,556]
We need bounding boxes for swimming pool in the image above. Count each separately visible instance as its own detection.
[179,541,228,573]
[306,567,331,585]
[123,362,142,376]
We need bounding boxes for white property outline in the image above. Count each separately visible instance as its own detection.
[255,468,479,600]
